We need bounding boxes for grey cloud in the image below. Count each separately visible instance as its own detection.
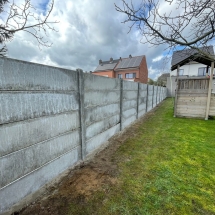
[6,0,169,78]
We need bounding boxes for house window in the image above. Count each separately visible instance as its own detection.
[118,74,122,78]
[179,69,184,76]
[198,67,208,76]
[125,73,136,78]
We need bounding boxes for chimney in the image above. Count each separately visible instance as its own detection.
[99,59,102,65]
[129,54,132,58]
[120,57,122,61]
[110,57,113,62]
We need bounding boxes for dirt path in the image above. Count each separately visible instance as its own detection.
[16,107,157,215]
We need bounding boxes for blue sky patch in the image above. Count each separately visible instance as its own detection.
[38,0,50,15]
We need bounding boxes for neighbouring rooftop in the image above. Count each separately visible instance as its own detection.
[171,46,214,71]
[94,55,145,72]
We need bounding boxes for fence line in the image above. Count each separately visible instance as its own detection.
[0,58,167,214]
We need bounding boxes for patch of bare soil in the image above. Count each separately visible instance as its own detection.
[15,105,159,215]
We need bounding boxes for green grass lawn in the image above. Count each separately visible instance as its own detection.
[69,98,215,215]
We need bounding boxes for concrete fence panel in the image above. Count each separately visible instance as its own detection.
[138,83,147,117]
[83,74,121,156]
[153,86,158,107]
[121,81,138,129]
[147,85,154,111]
[0,59,81,214]
[157,86,160,103]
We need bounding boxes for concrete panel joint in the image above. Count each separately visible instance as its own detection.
[119,79,123,131]
[77,69,86,160]
[136,83,140,119]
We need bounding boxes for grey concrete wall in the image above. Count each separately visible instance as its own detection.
[0,58,167,214]
[157,86,161,103]
[166,76,177,97]
[121,81,138,130]
[147,85,154,111]
[153,86,158,107]
[83,74,121,155]
[0,58,81,214]
[138,83,147,118]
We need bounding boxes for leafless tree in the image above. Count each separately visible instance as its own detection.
[0,0,57,56]
[115,0,215,61]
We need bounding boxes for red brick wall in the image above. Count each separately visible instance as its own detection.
[139,56,148,83]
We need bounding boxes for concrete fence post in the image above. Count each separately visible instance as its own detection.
[146,84,149,112]
[119,79,123,131]
[77,69,86,160]
[152,85,154,108]
[136,82,140,119]
[155,84,157,105]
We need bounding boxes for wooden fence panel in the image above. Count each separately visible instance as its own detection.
[175,78,209,118]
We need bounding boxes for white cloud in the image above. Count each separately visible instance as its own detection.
[152,55,163,62]
[3,0,197,80]
[148,66,157,75]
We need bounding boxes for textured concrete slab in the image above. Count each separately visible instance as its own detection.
[0,112,80,157]
[122,115,136,129]
[148,89,154,96]
[123,90,138,100]
[139,96,147,105]
[139,90,147,98]
[122,108,137,119]
[85,103,120,126]
[0,130,80,188]
[138,103,147,112]
[86,124,120,155]
[122,100,137,111]
[0,147,80,214]
[148,85,154,91]
[84,73,120,91]
[0,58,78,91]
[123,80,138,90]
[139,83,147,90]
[0,92,79,124]
[147,94,153,111]
[138,110,146,117]
[86,115,120,141]
[84,90,120,108]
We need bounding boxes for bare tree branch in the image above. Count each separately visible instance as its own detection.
[115,0,215,61]
[0,0,58,55]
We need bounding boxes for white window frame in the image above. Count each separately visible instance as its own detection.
[198,67,209,76]
[179,69,184,76]
[125,73,136,79]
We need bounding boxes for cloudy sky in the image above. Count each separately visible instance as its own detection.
[3,0,177,80]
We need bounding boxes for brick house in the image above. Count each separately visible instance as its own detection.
[93,55,148,83]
